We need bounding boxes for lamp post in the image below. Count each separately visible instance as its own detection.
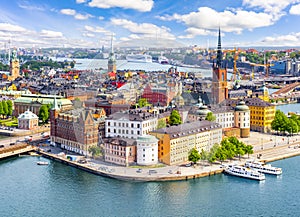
[261,138,263,150]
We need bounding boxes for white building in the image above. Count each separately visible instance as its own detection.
[136,135,158,166]
[105,111,158,139]
[18,109,39,130]
[234,101,250,137]
[211,106,235,129]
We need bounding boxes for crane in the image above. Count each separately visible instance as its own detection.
[249,62,274,78]
[223,48,241,81]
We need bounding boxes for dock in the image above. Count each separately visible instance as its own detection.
[0,144,37,160]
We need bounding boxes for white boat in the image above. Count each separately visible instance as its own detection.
[224,165,265,181]
[126,54,152,63]
[37,161,49,165]
[158,56,169,64]
[245,160,282,175]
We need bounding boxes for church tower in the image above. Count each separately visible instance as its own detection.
[211,28,228,104]
[50,96,60,146]
[107,35,116,73]
[8,49,20,81]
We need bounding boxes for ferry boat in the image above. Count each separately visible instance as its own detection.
[158,56,169,64]
[37,161,49,165]
[224,165,265,181]
[244,160,282,175]
[126,54,152,63]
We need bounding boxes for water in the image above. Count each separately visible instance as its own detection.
[1,156,300,217]
[72,58,213,77]
[277,103,300,114]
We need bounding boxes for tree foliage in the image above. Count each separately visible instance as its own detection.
[157,119,167,129]
[38,105,49,123]
[169,110,182,126]
[138,98,150,108]
[188,148,201,164]
[6,100,13,116]
[205,112,216,121]
[272,110,300,135]
[88,146,102,158]
[2,101,8,117]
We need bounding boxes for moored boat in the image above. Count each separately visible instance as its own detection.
[126,54,152,63]
[224,165,265,181]
[37,161,49,165]
[244,160,282,175]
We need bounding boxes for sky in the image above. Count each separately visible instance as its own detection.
[0,0,300,49]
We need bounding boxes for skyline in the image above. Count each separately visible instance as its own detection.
[0,0,300,49]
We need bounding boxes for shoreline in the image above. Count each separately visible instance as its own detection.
[37,140,300,182]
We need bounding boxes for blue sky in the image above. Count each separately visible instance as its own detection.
[0,0,300,48]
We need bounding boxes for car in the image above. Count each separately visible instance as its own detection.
[148,170,157,174]
[168,170,173,174]
[136,168,142,173]
[185,163,192,167]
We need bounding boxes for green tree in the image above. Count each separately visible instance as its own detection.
[215,147,227,163]
[0,102,3,118]
[188,148,201,165]
[169,110,182,126]
[200,149,208,165]
[138,98,149,108]
[88,146,102,158]
[38,105,49,123]
[157,119,167,129]
[244,145,254,158]
[2,100,8,118]
[205,112,216,121]
[6,100,13,116]
[208,144,219,164]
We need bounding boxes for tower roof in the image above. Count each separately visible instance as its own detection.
[216,27,222,68]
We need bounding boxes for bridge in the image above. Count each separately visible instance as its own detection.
[272,82,300,95]
[0,143,36,160]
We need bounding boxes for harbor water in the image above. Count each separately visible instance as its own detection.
[0,156,299,217]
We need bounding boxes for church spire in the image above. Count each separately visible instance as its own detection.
[216,27,222,68]
[51,96,60,111]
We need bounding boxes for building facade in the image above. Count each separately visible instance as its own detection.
[17,110,39,130]
[150,120,222,165]
[105,111,158,139]
[211,28,228,104]
[50,102,103,156]
[14,94,73,116]
[104,137,136,166]
[136,135,158,166]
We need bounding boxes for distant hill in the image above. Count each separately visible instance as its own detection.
[116,37,186,49]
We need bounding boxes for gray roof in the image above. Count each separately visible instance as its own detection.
[106,110,156,121]
[152,120,221,139]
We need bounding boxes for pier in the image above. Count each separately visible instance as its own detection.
[0,143,36,160]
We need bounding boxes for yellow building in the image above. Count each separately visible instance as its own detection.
[223,98,275,133]
[247,98,275,133]
[150,121,222,165]
[8,49,20,81]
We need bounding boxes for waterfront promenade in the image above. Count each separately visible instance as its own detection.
[37,132,300,182]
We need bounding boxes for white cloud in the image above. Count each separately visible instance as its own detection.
[88,0,154,12]
[242,0,300,13]
[60,8,93,20]
[0,23,27,32]
[110,18,176,40]
[60,9,76,16]
[98,16,104,20]
[40,30,64,38]
[18,2,45,11]
[159,7,277,38]
[84,25,109,33]
[260,32,300,46]
[290,4,300,15]
[74,13,93,20]
[178,28,217,39]
[83,33,95,38]
[76,0,87,3]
